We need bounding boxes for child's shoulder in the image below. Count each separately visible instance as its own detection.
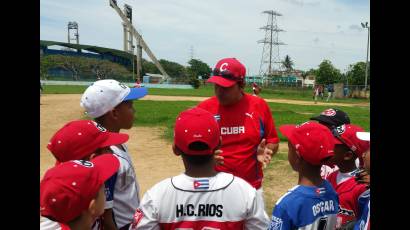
[275,185,304,207]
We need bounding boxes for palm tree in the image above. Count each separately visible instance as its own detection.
[301,71,308,88]
[282,55,294,73]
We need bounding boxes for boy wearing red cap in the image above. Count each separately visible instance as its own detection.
[197,58,279,218]
[309,108,362,179]
[130,107,270,229]
[41,119,130,230]
[80,79,147,230]
[269,121,339,230]
[40,154,120,230]
[325,124,370,229]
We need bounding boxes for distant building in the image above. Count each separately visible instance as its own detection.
[143,73,165,83]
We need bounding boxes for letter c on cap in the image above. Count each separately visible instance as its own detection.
[220,63,228,71]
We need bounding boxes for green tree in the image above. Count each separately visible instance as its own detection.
[315,60,342,84]
[86,58,131,80]
[158,59,187,79]
[282,55,294,73]
[40,55,131,80]
[40,55,58,79]
[187,59,211,80]
[48,55,86,80]
[141,59,160,76]
[345,61,370,86]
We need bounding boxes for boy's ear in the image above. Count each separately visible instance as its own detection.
[172,144,180,156]
[88,198,98,218]
[89,153,97,160]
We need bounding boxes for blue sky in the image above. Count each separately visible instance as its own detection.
[40,0,370,75]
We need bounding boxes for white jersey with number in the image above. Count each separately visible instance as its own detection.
[130,172,269,230]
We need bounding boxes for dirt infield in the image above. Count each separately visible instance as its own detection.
[40,94,184,195]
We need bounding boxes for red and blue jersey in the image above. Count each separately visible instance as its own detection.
[197,94,279,189]
[326,170,368,228]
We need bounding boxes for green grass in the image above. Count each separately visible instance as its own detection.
[43,85,89,94]
[133,100,370,143]
[133,101,198,140]
[43,84,369,104]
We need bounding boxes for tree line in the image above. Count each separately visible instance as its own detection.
[282,55,370,86]
[41,54,370,87]
[40,55,211,86]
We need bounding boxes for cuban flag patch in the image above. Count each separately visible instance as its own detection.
[193,179,209,190]
[316,187,326,196]
[214,114,221,121]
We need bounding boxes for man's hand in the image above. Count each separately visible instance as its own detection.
[257,139,274,168]
[214,149,224,165]
[355,169,370,186]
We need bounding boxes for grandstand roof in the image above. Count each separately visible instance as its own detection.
[40,40,133,60]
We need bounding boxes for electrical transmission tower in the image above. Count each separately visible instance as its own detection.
[189,46,194,61]
[258,10,286,84]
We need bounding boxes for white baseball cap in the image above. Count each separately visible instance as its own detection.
[356,132,370,141]
[80,79,147,118]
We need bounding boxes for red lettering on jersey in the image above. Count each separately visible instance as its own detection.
[131,208,144,228]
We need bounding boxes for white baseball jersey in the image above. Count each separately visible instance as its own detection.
[104,144,140,229]
[321,158,360,179]
[130,172,269,230]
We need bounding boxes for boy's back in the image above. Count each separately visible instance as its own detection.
[132,172,268,230]
[327,170,368,227]
[269,180,338,230]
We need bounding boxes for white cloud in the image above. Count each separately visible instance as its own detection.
[40,0,369,75]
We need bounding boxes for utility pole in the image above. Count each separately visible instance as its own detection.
[361,22,370,91]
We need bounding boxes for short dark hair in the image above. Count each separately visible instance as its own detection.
[176,141,214,165]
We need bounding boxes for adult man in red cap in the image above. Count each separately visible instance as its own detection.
[130,107,269,229]
[197,57,280,215]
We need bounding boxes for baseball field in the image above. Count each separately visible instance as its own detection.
[40,85,370,214]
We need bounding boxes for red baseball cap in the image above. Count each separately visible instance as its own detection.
[280,122,336,166]
[332,124,370,158]
[174,107,220,155]
[207,58,246,87]
[40,154,120,223]
[47,120,129,162]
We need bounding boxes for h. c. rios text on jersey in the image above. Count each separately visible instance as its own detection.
[176,204,223,218]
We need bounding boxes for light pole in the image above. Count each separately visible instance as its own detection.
[131,45,135,81]
[361,22,370,91]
